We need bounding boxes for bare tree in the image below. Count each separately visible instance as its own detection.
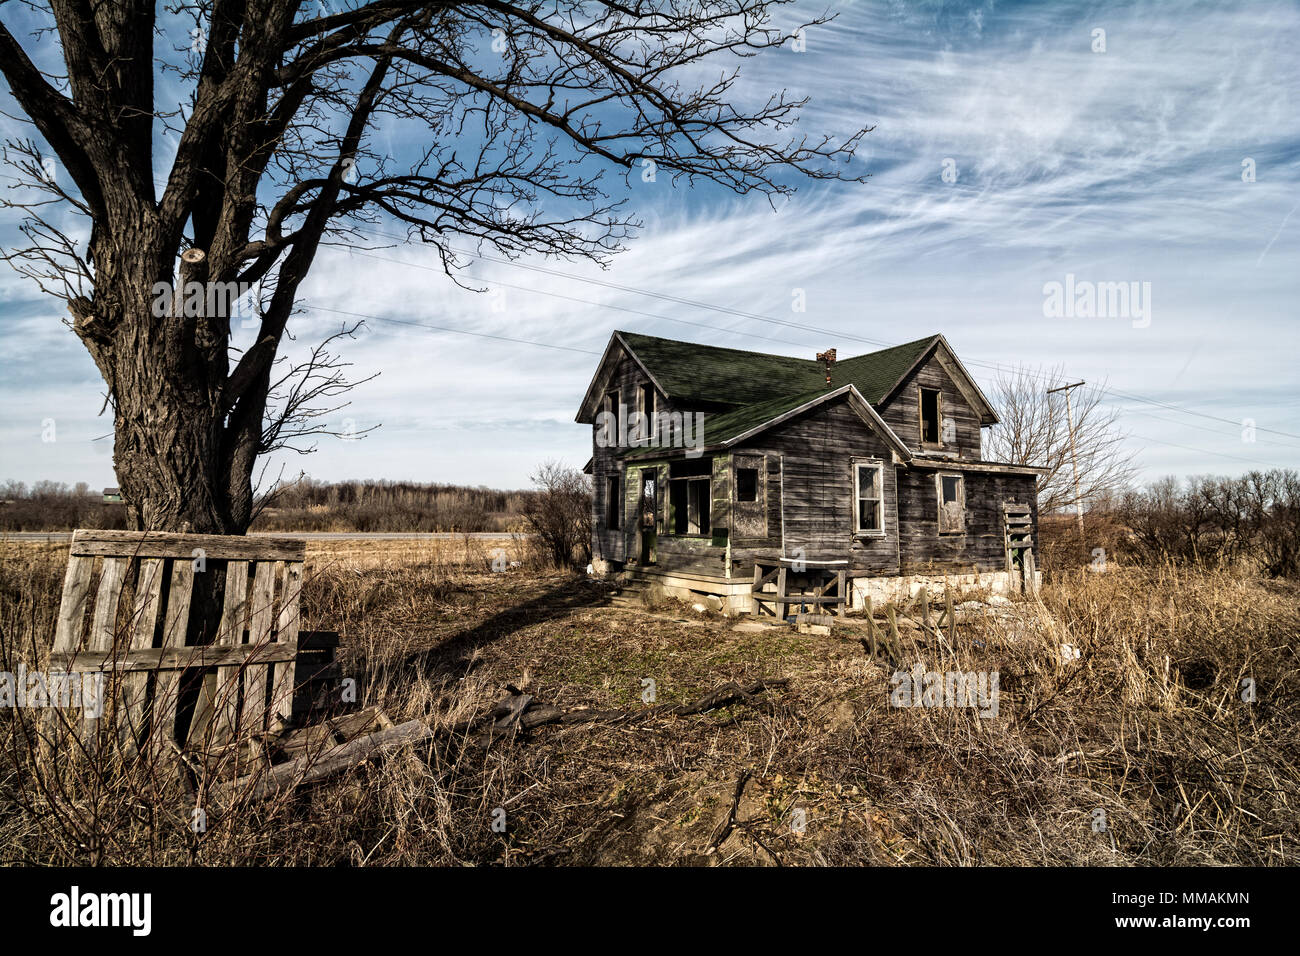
[983,365,1136,514]
[0,0,868,548]
[521,461,591,568]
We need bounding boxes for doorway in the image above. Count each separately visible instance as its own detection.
[639,472,657,564]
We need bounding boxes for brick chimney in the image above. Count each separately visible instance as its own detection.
[817,348,837,387]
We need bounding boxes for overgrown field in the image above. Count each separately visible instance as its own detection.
[1,537,1296,865]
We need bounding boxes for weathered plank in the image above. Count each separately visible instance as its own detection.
[52,556,96,653]
[203,560,249,746]
[147,560,194,759]
[117,557,165,750]
[49,640,298,673]
[240,561,279,736]
[71,530,305,562]
[269,561,303,726]
[87,558,128,653]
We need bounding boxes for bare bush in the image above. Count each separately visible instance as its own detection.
[1119,469,1300,577]
[520,462,592,569]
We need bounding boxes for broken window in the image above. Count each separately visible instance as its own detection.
[855,462,884,533]
[735,468,759,503]
[640,473,656,525]
[670,477,711,535]
[920,387,941,445]
[938,473,965,533]
[636,382,656,442]
[606,475,620,528]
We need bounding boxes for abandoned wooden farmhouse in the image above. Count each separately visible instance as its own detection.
[577,331,1046,614]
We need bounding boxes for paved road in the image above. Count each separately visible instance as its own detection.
[1,531,520,543]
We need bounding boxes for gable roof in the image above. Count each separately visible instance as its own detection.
[575,330,999,443]
[577,331,942,421]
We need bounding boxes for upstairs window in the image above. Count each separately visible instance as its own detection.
[636,383,657,442]
[919,388,941,445]
[938,473,965,533]
[602,389,622,446]
[854,461,884,534]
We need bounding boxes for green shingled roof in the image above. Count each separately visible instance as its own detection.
[617,330,938,406]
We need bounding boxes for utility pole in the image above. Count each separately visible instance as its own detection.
[1047,381,1086,533]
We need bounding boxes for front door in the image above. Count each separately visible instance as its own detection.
[639,472,657,564]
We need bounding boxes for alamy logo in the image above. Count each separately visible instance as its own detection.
[0,666,103,718]
[50,886,151,936]
[890,666,999,717]
[595,404,705,458]
[150,280,258,319]
[1042,273,1151,328]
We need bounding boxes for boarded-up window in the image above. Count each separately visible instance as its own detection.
[938,473,965,533]
[920,388,941,445]
[855,461,884,533]
[735,468,759,503]
[606,475,620,528]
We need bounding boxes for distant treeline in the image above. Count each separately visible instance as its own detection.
[0,478,533,533]
[0,481,129,531]
[1041,469,1300,578]
[253,478,532,532]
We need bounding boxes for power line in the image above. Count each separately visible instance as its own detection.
[1126,433,1286,467]
[345,248,811,350]
[310,305,601,355]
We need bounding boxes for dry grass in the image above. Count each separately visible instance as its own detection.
[1,537,1296,866]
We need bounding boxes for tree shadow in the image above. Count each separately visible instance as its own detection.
[386,575,612,684]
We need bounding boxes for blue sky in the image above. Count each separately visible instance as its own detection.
[1,0,1297,492]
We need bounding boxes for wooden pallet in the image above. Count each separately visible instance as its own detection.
[752,562,848,619]
[47,529,310,757]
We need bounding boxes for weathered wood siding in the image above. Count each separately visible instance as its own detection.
[896,466,1038,573]
[590,350,711,565]
[876,349,982,459]
[728,398,901,575]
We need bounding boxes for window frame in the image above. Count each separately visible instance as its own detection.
[734,467,760,503]
[605,474,621,529]
[603,389,622,446]
[918,386,943,447]
[936,472,965,534]
[852,459,886,536]
[637,382,657,443]
[668,475,712,537]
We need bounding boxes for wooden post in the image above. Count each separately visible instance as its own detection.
[864,596,878,658]
[885,606,901,666]
[775,566,788,621]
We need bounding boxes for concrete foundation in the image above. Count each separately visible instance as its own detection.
[614,565,1041,615]
[848,570,1040,609]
